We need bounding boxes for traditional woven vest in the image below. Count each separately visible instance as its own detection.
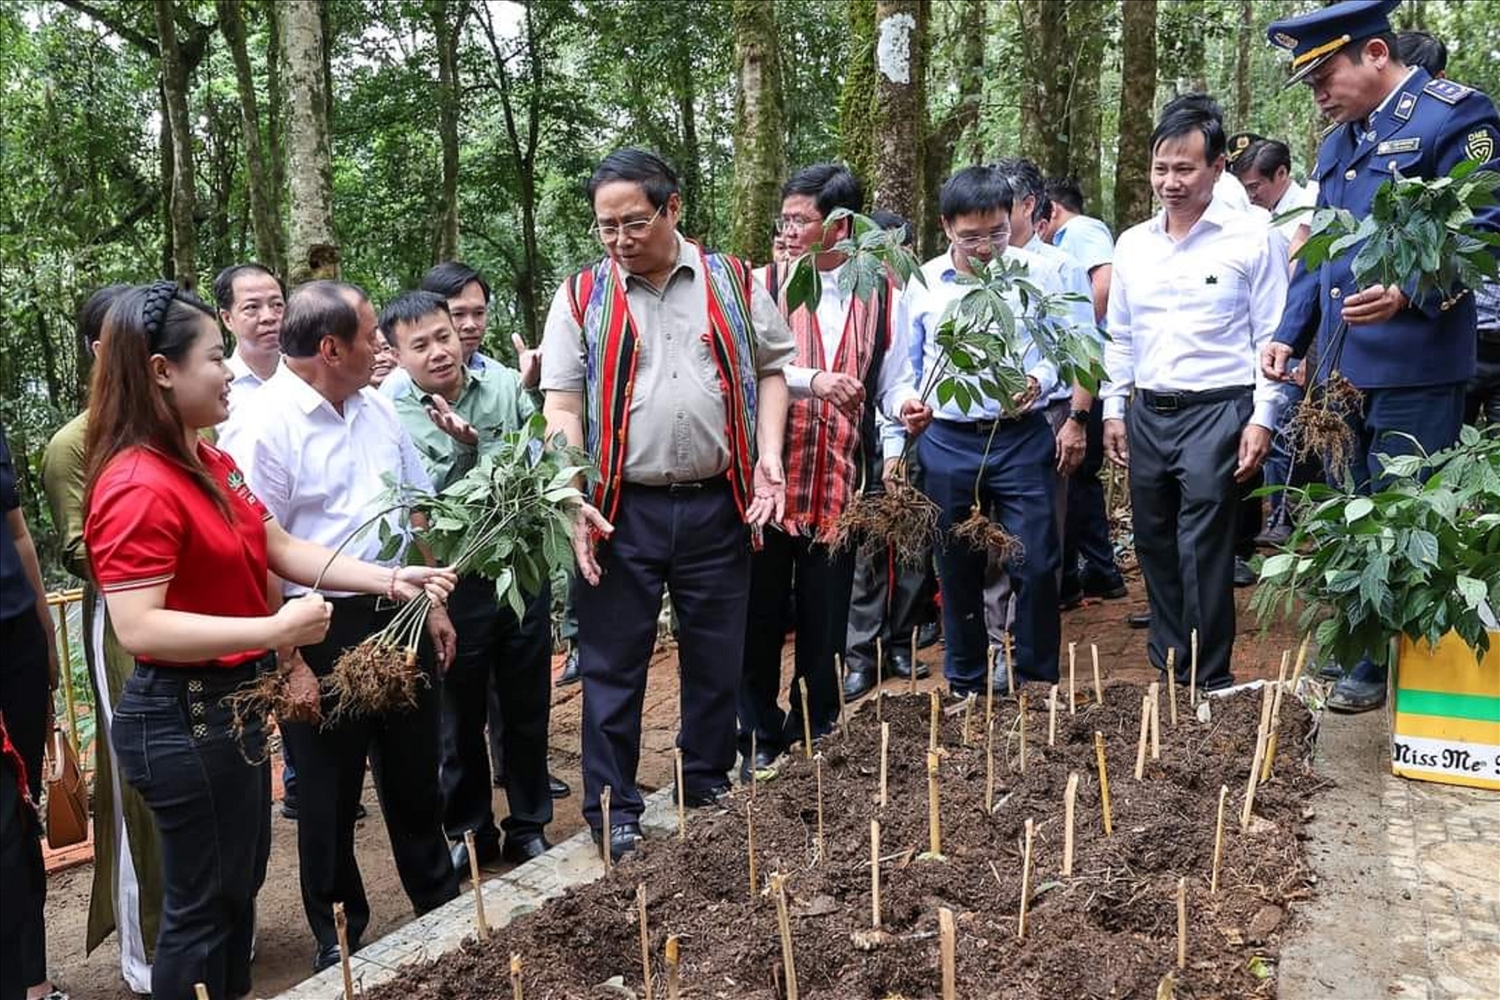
[766,262,893,539]
[567,241,760,523]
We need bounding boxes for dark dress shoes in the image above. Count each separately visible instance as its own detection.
[677,781,732,809]
[889,648,929,680]
[449,835,500,876]
[1128,611,1152,629]
[843,666,878,701]
[556,648,580,687]
[549,773,571,798]
[501,834,551,864]
[314,939,357,973]
[916,621,941,649]
[590,822,644,862]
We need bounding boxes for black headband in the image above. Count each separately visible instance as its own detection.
[141,280,179,346]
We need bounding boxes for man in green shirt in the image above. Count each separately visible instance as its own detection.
[380,290,553,871]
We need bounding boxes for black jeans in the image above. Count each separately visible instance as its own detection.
[111,659,272,1000]
[0,610,50,999]
[442,575,552,849]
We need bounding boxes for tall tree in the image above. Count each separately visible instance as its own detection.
[838,0,877,188]
[1233,0,1253,127]
[1065,0,1107,207]
[871,0,924,231]
[1114,0,1157,232]
[217,0,282,273]
[1018,0,1070,180]
[154,0,196,289]
[730,0,785,263]
[266,0,286,234]
[922,0,984,253]
[280,0,338,283]
[432,0,469,263]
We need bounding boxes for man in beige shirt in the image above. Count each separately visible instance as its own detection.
[541,148,792,860]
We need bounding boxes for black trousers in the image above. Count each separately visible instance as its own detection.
[442,575,552,849]
[1127,393,1250,691]
[575,481,750,828]
[846,539,936,673]
[0,610,50,999]
[111,660,271,1000]
[285,597,457,951]
[1063,400,1122,585]
[738,530,855,756]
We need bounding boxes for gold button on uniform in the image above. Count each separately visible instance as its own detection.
[1344,168,1358,180]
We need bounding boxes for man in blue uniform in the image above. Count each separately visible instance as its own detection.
[1262,0,1500,712]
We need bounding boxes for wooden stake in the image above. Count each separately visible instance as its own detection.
[1149,681,1162,760]
[601,785,613,872]
[1068,641,1077,715]
[746,802,758,899]
[927,750,943,857]
[1190,628,1199,707]
[1091,643,1103,704]
[1134,694,1151,780]
[1177,877,1188,969]
[814,753,825,862]
[636,884,655,1000]
[1241,688,1274,831]
[1062,772,1079,876]
[1211,784,1228,894]
[876,636,884,681]
[511,953,524,1000]
[1166,648,1178,727]
[1018,693,1028,774]
[910,630,919,696]
[1094,732,1113,836]
[194,986,210,1000]
[465,830,490,938]
[986,644,997,728]
[750,732,758,802]
[834,652,849,738]
[879,721,890,807]
[1018,817,1036,938]
[876,685,883,722]
[1288,635,1311,691]
[961,692,976,747]
[799,677,813,760]
[1047,684,1058,746]
[675,748,686,842]
[870,819,883,928]
[772,873,799,1000]
[333,902,355,1000]
[929,689,941,752]
[984,718,996,814]
[1004,632,1016,694]
[664,936,680,1000]
[940,906,957,1000]
[1261,652,1290,783]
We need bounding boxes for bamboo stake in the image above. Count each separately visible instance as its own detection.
[637,884,654,1000]
[1018,817,1036,938]
[834,652,849,738]
[879,721,890,807]
[1018,693,1028,773]
[940,906,957,1000]
[876,685,883,722]
[1261,652,1290,783]
[1004,632,1016,694]
[1094,732,1113,836]
[1211,784,1228,894]
[961,692,976,747]
[750,733,758,802]
[1190,629,1199,707]
[746,802,758,899]
[876,636,884,681]
[1166,648,1178,726]
[465,830,490,938]
[1177,877,1188,969]
[929,689,941,752]
[814,752,825,862]
[799,677,813,760]
[1149,681,1162,760]
[1047,684,1058,746]
[1241,688,1274,831]
[986,644,998,728]
[195,986,210,1000]
[664,936,680,1000]
[772,873,799,1000]
[1091,643,1103,704]
[601,785,613,872]
[1134,694,1151,780]
[985,718,996,813]
[926,750,943,857]
[1063,772,1079,876]
[870,819,883,928]
[910,630,919,696]
[511,953,523,1000]
[675,748,686,842]
[333,902,355,1000]
[1068,641,1077,715]
[1288,635,1311,691]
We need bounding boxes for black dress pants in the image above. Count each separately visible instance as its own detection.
[441,574,552,850]
[0,610,50,999]
[285,597,458,951]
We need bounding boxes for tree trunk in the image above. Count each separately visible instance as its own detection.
[1066,0,1106,207]
[218,0,281,273]
[155,0,197,290]
[921,0,983,252]
[871,1,924,233]
[678,62,703,238]
[1018,0,1070,181]
[266,0,286,235]
[280,0,339,284]
[159,81,175,279]
[730,0,785,263]
[1234,0,1253,127]
[1113,0,1157,232]
[838,0,878,189]
[432,0,465,262]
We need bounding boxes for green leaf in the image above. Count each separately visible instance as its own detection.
[1344,497,1375,523]
[1457,575,1487,610]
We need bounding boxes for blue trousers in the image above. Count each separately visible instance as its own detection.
[918,415,1061,691]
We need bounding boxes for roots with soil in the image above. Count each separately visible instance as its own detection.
[828,481,940,567]
[1291,371,1363,481]
[321,642,426,723]
[951,504,1023,562]
[223,666,312,763]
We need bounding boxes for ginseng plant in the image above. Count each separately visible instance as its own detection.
[1279,158,1500,478]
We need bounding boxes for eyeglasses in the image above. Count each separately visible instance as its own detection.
[951,228,1012,251]
[772,214,824,235]
[590,205,664,243]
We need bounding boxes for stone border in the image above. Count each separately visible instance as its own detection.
[267,787,677,999]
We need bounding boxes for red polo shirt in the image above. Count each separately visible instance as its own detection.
[86,442,273,668]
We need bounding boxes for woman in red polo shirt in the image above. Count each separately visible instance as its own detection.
[83,282,454,1000]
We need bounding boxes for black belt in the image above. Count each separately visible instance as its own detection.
[932,414,1034,435]
[328,592,402,613]
[133,651,274,689]
[1139,386,1251,412]
[626,475,730,496]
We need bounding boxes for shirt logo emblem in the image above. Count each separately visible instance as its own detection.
[1466,129,1496,163]
[1205,275,1219,285]
[226,470,245,490]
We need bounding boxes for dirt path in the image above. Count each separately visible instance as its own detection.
[42,570,1300,999]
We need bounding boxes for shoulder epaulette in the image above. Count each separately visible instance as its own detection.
[1424,78,1473,105]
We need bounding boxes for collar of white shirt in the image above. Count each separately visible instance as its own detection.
[227,349,278,387]
[272,364,367,420]
[1147,195,1240,239]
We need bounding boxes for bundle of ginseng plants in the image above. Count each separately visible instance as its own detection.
[1280,158,1500,478]
[320,414,592,722]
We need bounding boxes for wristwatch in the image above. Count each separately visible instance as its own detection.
[1068,409,1090,424]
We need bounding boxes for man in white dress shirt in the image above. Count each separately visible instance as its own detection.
[1228,137,1317,255]
[1101,101,1289,692]
[214,263,285,417]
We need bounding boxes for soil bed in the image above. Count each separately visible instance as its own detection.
[369,682,1322,999]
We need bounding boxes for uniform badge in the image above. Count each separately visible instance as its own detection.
[1467,129,1496,163]
[1272,32,1298,50]
[1375,137,1421,156]
[1423,79,1472,105]
[1394,92,1417,121]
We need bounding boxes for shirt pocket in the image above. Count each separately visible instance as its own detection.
[1185,266,1245,324]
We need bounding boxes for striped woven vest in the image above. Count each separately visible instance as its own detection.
[567,241,760,524]
[767,263,893,539]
